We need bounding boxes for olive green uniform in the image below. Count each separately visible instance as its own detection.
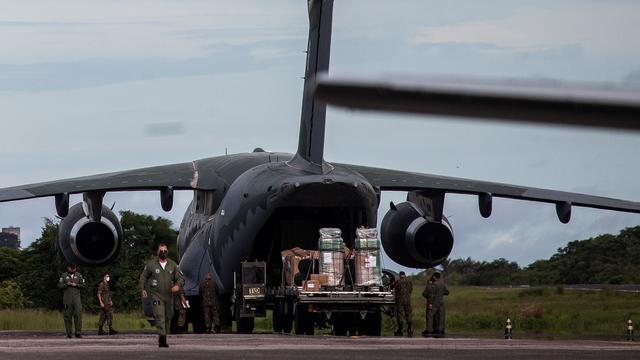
[394,277,413,334]
[423,281,436,334]
[139,259,184,336]
[97,281,113,327]
[57,271,85,337]
[424,280,449,335]
[200,278,219,332]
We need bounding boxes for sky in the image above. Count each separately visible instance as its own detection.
[0,0,638,273]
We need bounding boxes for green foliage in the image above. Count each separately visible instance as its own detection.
[408,284,640,337]
[0,247,23,283]
[0,309,153,331]
[3,213,177,312]
[445,225,640,286]
[0,280,31,309]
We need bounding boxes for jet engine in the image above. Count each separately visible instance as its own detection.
[380,201,453,268]
[58,202,123,266]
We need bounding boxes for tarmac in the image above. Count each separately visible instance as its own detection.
[0,332,638,360]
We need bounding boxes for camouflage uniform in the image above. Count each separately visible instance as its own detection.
[57,271,85,337]
[173,291,187,332]
[97,281,113,328]
[139,259,184,337]
[200,277,220,333]
[394,277,413,336]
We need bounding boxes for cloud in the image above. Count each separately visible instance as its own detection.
[410,5,640,57]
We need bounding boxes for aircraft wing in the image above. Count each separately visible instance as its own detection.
[338,163,640,215]
[0,160,223,203]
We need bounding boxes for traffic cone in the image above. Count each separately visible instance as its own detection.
[504,318,513,340]
[627,319,634,341]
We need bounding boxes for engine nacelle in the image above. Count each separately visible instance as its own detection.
[380,201,453,268]
[59,202,123,266]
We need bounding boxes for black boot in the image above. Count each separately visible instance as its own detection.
[98,326,106,335]
[108,326,118,335]
[159,335,169,348]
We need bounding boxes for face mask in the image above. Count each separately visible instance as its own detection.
[159,250,168,260]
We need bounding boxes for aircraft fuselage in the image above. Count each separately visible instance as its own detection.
[177,152,379,295]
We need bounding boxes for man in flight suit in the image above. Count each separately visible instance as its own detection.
[57,263,85,338]
[200,272,220,333]
[140,243,184,348]
[393,271,414,337]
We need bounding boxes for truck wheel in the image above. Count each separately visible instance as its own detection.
[273,311,283,333]
[235,298,255,334]
[282,314,294,334]
[294,305,314,335]
[359,307,382,336]
[332,317,348,336]
[236,311,255,334]
[273,310,294,334]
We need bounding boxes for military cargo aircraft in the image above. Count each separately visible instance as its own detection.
[0,0,639,333]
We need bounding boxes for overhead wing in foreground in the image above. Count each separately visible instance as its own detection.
[313,76,640,131]
[338,163,640,223]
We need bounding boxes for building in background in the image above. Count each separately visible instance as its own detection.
[0,226,20,249]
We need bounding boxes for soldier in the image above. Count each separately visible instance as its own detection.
[97,273,118,335]
[172,289,188,334]
[140,243,184,348]
[421,276,435,337]
[57,263,85,338]
[393,271,413,337]
[429,272,449,338]
[200,272,220,333]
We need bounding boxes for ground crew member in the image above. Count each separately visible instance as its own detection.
[421,276,435,337]
[140,243,184,348]
[200,272,220,333]
[97,273,118,335]
[172,289,188,334]
[393,271,413,337]
[57,263,85,338]
[426,272,449,338]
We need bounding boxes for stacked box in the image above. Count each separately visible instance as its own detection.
[318,228,344,286]
[354,227,382,286]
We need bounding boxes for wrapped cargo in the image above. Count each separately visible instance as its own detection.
[354,227,382,286]
[318,228,345,286]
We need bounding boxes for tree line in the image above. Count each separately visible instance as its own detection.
[0,211,177,310]
[441,226,640,286]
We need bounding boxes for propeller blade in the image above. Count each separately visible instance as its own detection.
[312,75,640,131]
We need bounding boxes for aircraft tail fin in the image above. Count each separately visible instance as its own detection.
[292,0,334,172]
